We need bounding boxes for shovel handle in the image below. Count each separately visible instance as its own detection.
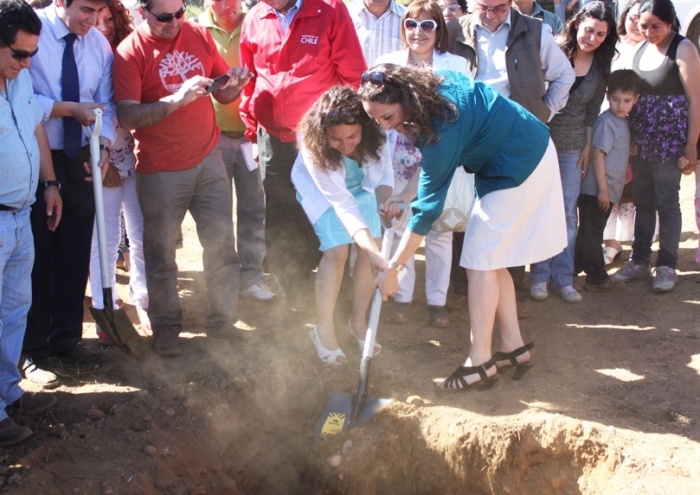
[84,109,111,294]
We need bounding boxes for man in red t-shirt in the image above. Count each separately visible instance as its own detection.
[113,0,251,357]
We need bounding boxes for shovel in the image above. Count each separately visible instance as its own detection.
[86,108,150,362]
[315,223,397,443]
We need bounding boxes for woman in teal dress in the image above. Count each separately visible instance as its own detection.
[291,86,393,366]
[359,65,567,390]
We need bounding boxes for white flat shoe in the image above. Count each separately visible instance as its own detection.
[308,327,346,366]
[345,319,381,356]
[603,246,621,265]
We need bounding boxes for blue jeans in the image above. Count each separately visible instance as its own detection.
[630,156,682,268]
[137,148,240,333]
[218,134,267,290]
[0,208,34,421]
[530,150,581,291]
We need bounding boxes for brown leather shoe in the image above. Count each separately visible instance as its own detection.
[0,418,33,447]
[7,392,56,415]
[445,293,468,310]
[153,327,182,357]
[516,300,532,320]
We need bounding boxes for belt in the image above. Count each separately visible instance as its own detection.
[221,130,245,140]
[0,205,19,212]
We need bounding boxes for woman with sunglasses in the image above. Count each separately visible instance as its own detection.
[291,86,393,365]
[530,1,618,302]
[359,65,566,390]
[375,0,469,328]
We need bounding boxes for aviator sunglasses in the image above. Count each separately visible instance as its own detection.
[0,36,38,61]
[404,19,439,32]
[147,6,186,23]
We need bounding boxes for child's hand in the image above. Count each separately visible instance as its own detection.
[597,190,611,211]
[678,155,696,175]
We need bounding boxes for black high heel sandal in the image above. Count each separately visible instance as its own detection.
[435,357,499,391]
[493,342,534,380]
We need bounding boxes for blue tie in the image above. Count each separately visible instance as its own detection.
[62,33,81,161]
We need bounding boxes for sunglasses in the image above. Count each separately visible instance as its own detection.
[361,71,388,86]
[474,2,509,14]
[0,37,39,61]
[404,19,439,32]
[147,6,186,23]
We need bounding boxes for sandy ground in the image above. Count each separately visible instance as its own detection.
[1,174,699,495]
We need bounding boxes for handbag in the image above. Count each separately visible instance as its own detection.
[431,167,475,233]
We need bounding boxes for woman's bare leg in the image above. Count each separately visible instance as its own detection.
[348,240,381,340]
[315,245,348,353]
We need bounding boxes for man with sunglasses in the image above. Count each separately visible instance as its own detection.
[444,0,574,314]
[239,0,365,319]
[113,0,252,356]
[22,0,116,384]
[0,0,62,446]
[348,0,405,66]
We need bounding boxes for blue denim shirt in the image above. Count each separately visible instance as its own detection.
[273,0,304,34]
[0,70,43,209]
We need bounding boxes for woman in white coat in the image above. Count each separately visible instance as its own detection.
[375,0,472,328]
[291,86,393,365]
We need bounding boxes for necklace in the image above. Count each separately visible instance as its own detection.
[408,52,432,68]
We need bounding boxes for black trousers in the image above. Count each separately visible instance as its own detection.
[574,194,612,285]
[257,129,319,308]
[24,150,95,358]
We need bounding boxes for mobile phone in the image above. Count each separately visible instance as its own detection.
[205,74,229,94]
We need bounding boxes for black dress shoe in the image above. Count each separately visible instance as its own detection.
[0,418,33,447]
[7,392,57,415]
[56,343,105,366]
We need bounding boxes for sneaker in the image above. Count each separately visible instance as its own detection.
[20,357,60,389]
[240,282,277,302]
[560,286,583,303]
[530,282,548,301]
[652,266,678,293]
[612,261,651,282]
[585,278,625,292]
[153,327,182,357]
[0,418,32,447]
[7,392,57,415]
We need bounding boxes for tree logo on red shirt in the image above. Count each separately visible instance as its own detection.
[159,50,205,93]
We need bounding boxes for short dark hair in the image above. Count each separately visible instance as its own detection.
[607,69,643,95]
[63,0,112,8]
[0,0,41,46]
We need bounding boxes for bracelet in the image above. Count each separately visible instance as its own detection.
[44,180,61,189]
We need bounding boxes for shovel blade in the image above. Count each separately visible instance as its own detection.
[314,392,392,443]
[315,392,353,443]
[90,306,151,362]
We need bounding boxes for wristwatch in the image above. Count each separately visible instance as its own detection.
[387,260,405,272]
[44,180,61,189]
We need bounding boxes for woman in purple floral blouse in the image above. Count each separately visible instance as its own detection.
[612,0,700,293]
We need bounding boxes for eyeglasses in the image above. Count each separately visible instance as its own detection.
[361,71,387,86]
[474,2,509,15]
[404,19,439,33]
[146,6,186,23]
[0,37,39,61]
[443,4,463,12]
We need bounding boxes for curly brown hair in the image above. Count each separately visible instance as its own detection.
[357,64,457,145]
[297,86,386,171]
[109,1,134,48]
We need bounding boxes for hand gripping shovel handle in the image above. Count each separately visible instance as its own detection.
[349,224,395,428]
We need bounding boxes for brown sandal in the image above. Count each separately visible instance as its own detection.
[428,305,450,328]
[389,302,410,324]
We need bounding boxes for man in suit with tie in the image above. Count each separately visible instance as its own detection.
[22,0,116,386]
